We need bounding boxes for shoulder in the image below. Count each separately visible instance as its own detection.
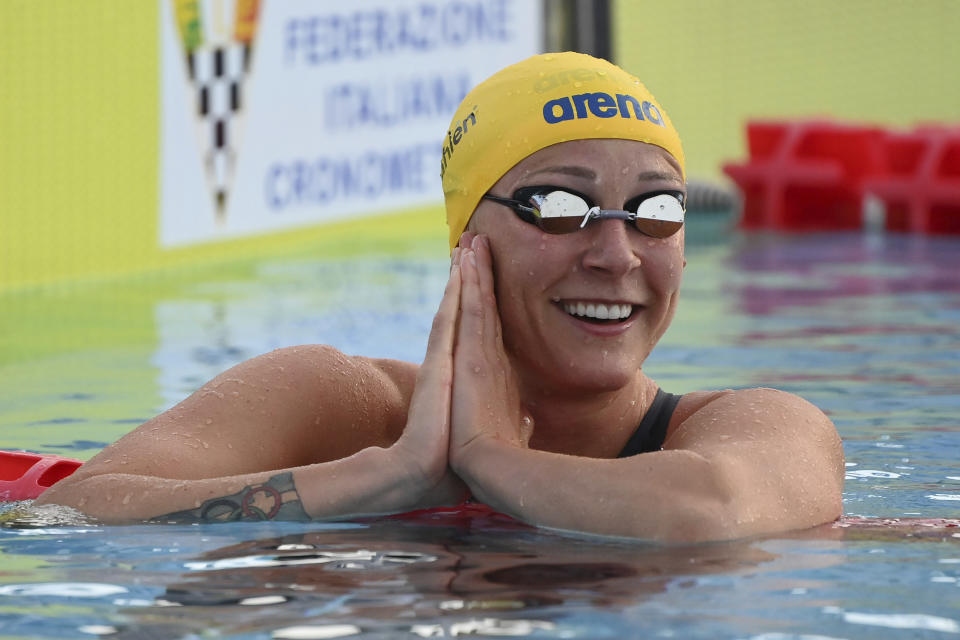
[670,387,836,444]
[232,344,418,398]
[667,386,844,480]
[195,344,420,452]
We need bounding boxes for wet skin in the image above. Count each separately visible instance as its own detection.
[462,139,687,458]
[37,140,845,542]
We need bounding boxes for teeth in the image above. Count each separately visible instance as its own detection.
[562,301,633,320]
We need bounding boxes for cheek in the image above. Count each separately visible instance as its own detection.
[647,241,685,291]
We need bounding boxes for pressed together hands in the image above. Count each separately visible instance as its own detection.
[389,232,535,512]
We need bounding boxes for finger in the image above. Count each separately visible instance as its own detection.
[450,247,461,273]
[471,235,503,346]
[457,248,484,345]
[421,262,461,371]
[410,262,461,422]
[400,264,461,476]
[459,231,476,250]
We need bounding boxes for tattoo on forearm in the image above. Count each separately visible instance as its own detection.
[154,472,310,523]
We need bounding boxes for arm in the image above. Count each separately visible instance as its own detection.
[448,237,844,542]
[38,258,465,523]
[453,388,844,542]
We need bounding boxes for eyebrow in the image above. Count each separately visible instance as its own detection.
[524,166,682,185]
[525,165,597,180]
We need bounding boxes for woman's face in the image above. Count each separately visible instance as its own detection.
[465,139,686,396]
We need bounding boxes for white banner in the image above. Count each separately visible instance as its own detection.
[158,0,542,247]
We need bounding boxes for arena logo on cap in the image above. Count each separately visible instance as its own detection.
[542,92,665,127]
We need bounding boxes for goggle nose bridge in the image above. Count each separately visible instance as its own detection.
[579,207,636,229]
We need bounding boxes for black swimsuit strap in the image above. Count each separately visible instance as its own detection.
[617,388,683,458]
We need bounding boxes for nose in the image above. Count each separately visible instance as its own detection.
[580,218,643,277]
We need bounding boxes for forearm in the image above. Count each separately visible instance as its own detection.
[453,439,736,542]
[37,446,424,524]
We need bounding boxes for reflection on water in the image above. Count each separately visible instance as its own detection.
[1,512,958,639]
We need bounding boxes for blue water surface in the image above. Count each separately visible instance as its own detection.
[1,226,959,639]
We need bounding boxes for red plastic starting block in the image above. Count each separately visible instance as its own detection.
[723,121,883,231]
[723,120,960,234]
[0,450,83,501]
[864,125,960,234]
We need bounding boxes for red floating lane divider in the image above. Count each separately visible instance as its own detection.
[0,451,83,502]
[723,120,960,234]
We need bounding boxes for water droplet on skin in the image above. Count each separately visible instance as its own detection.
[539,243,546,251]
[528,271,534,276]
[122,494,131,505]
[473,366,481,374]
[204,418,212,425]
[227,443,233,449]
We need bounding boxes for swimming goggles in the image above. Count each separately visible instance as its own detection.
[482,186,685,238]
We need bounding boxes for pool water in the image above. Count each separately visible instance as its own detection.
[1,225,959,639]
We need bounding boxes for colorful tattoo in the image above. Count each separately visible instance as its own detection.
[154,472,310,523]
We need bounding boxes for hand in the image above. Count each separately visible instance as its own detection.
[389,249,463,498]
[449,235,534,471]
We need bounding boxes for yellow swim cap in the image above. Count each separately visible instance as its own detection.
[441,52,685,250]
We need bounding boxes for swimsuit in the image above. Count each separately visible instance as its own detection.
[617,389,682,457]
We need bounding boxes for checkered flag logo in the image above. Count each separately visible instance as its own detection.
[173,0,260,223]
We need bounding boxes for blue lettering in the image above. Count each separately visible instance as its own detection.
[616,93,644,120]
[266,144,439,212]
[642,101,665,127]
[324,72,471,131]
[542,92,665,128]
[543,97,575,124]
[588,92,618,118]
[571,93,590,119]
[284,1,511,67]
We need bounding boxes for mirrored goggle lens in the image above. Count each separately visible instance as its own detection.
[525,189,685,238]
[529,190,591,234]
[629,193,685,239]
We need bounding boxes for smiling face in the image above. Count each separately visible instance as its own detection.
[465,138,686,397]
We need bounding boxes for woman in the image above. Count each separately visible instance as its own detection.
[38,52,844,542]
